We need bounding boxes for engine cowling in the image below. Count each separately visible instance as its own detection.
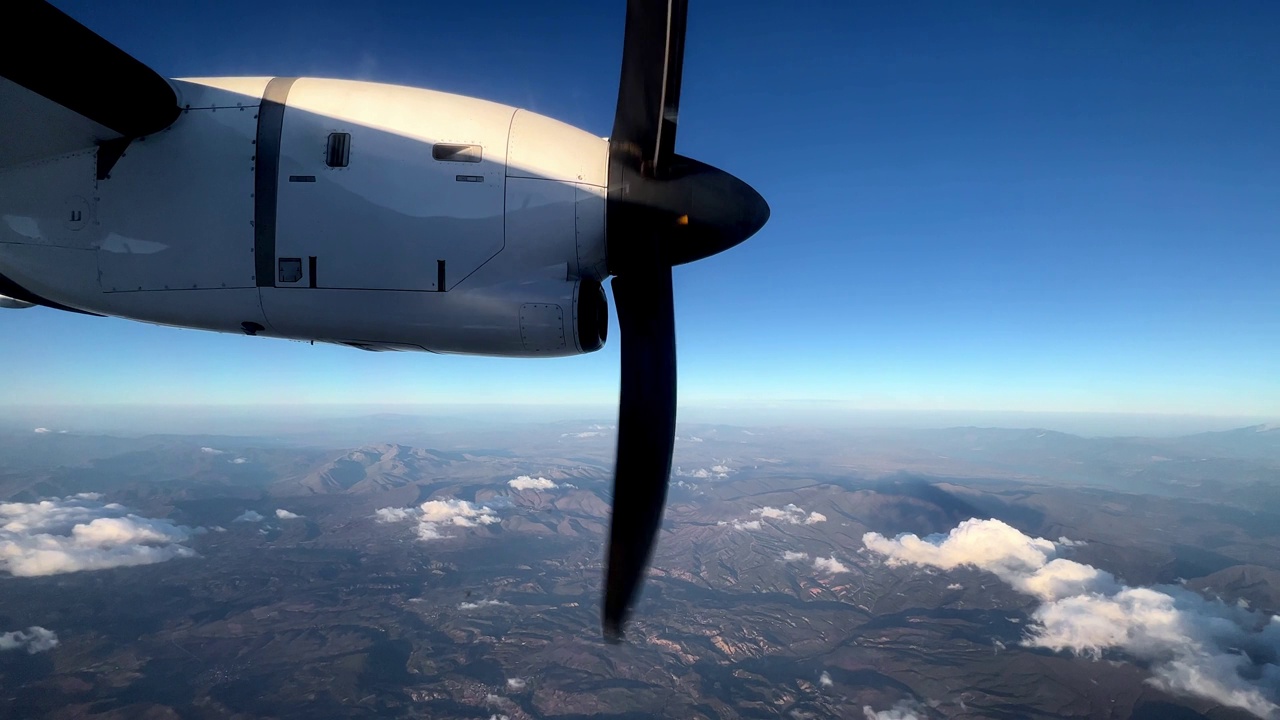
[0,76,611,357]
[265,275,606,356]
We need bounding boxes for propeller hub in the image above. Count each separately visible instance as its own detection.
[606,155,769,275]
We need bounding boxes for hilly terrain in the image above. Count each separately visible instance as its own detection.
[0,421,1277,719]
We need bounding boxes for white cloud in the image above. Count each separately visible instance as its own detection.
[818,670,833,687]
[0,496,196,577]
[782,551,809,562]
[417,523,450,540]
[756,505,826,525]
[813,556,850,574]
[862,700,924,720]
[372,499,500,542]
[233,510,264,523]
[420,499,499,527]
[374,507,414,523]
[459,599,510,610]
[864,518,1053,582]
[508,476,558,491]
[947,583,963,590]
[720,504,827,531]
[0,626,58,654]
[32,428,51,434]
[747,502,788,517]
[677,462,735,480]
[489,715,510,720]
[200,447,225,455]
[863,519,1280,719]
[561,431,604,438]
[274,509,302,520]
[717,519,761,531]
[506,678,526,691]
[231,458,249,465]
[73,517,178,546]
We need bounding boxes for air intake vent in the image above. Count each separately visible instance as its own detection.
[326,132,350,167]
[433,143,482,163]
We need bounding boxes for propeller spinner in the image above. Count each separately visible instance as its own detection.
[602,0,770,641]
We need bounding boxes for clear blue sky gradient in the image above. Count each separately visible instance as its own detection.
[4,0,1278,417]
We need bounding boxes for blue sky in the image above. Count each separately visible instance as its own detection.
[3,0,1278,420]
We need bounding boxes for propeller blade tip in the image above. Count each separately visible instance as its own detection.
[602,617,626,644]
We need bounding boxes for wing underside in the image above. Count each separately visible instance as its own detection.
[0,0,179,169]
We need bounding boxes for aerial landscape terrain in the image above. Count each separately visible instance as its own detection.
[1,413,1277,719]
[4,0,1275,717]
[2,0,1276,718]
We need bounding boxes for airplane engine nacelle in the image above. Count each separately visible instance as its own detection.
[0,76,611,357]
[426,276,608,357]
[259,276,607,357]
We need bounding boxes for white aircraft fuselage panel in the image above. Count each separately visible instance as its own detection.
[97,81,259,294]
[0,77,610,356]
[272,78,512,293]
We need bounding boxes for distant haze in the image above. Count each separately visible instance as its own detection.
[0,403,1274,438]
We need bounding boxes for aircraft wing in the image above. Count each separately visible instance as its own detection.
[0,0,180,169]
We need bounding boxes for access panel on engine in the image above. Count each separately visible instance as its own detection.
[96,91,258,293]
[272,79,512,292]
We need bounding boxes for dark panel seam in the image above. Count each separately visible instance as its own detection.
[253,76,298,288]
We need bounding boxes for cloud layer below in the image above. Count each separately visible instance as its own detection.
[812,556,850,574]
[0,495,196,577]
[459,599,510,610]
[508,476,557,491]
[719,504,826,531]
[863,518,1280,718]
[0,626,58,654]
[376,498,500,540]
